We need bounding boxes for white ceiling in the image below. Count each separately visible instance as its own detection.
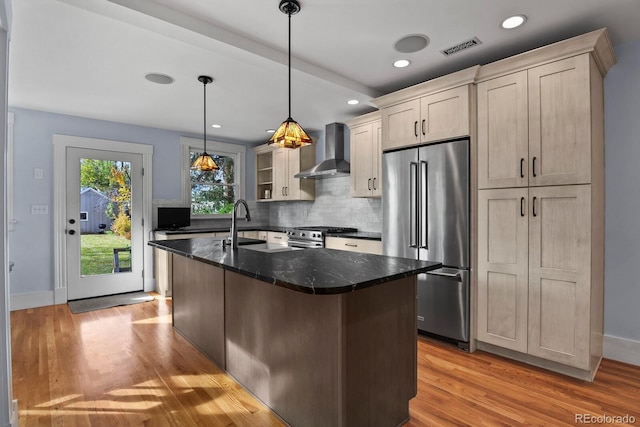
[8,0,640,145]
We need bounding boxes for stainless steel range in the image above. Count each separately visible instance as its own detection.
[287,226,357,249]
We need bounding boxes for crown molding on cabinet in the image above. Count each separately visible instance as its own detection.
[372,66,480,109]
[476,28,616,82]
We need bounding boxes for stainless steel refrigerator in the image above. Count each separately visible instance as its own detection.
[383,138,470,349]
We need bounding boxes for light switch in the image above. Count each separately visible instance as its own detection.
[31,204,49,215]
[34,168,44,179]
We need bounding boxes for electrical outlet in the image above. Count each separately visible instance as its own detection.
[34,168,44,179]
[31,204,49,215]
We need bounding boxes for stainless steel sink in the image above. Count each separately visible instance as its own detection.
[242,243,303,253]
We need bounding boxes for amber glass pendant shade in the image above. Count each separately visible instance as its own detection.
[268,0,312,149]
[268,117,313,148]
[192,75,219,171]
[191,152,218,171]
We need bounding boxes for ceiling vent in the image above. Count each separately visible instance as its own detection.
[440,37,482,56]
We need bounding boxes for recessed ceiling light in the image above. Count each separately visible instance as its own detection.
[501,15,527,29]
[347,99,359,105]
[393,59,411,68]
[266,129,276,133]
[211,124,222,128]
[144,73,174,84]
[394,34,430,53]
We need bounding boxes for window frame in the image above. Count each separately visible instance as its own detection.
[180,137,246,219]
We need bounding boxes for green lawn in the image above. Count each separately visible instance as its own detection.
[81,232,131,276]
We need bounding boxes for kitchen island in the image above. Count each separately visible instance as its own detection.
[149,237,440,427]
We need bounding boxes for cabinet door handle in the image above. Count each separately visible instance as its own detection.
[520,197,525,217]
[422,119,426,136]
[532,196,537,217]
[373,177,377,190]
[520,158,525,178]
[282,187,285,196]
[274,235,282,239]
[368,178,372,190]
[532,157,537,177]
[345,243,358,248]
[285,186,288,196]
[414,121,418,137]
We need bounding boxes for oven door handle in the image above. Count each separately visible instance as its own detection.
[288,240,323,249]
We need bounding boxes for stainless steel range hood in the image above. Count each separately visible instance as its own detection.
[294,122,350,179]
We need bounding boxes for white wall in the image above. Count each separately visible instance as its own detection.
[7,107,255,307]
[604,39,640,351]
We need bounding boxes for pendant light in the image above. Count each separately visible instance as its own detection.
[268,0,313,149]
[191,75,219,171]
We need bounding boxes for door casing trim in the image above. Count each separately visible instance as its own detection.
[53,134,153,304]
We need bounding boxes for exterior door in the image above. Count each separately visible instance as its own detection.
[65,147,144,300]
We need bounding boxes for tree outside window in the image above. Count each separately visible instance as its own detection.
[190,151,236,215]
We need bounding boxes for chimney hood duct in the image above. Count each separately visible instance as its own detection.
[294,122,350,179]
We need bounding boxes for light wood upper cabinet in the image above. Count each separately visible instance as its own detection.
[347,113,382,198]
[477,71,529,189]
[528,55,592,187]
[420,85,470,143]
[374,66,478,152]
[381,86,470,151]
[478,55,596,189]
[259,145,315,202]
[382,99,420,151]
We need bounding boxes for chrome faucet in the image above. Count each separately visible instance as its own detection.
[230,199,251,249]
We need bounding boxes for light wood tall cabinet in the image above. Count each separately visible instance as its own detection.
[475,28,615,380]
[253,144,315,202]
[345,112,382,198]
[375,66,478,152]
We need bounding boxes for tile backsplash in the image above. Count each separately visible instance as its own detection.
[268,175,382,232]
[160,175,382,233]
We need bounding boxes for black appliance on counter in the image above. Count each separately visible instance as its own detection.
[287,226,357,249]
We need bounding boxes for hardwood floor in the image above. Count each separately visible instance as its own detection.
[11,296,640,426]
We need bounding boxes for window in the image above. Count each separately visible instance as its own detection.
[80,211,89,221]
[181,137,246,217]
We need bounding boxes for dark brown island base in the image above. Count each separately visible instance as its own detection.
[149,237,441,427]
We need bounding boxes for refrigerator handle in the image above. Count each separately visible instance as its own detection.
[410,162,419,248]
[419,161,428,249]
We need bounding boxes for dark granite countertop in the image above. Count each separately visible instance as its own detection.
[326,231,382,241]
[149,237,439,295]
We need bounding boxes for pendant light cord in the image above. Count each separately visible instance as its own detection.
[288,8,292,119]
[203,80,207,153]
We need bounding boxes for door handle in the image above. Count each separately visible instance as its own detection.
[68,229,76,235]
[532,157,537,177]
[414,121,418,137]
[419,161,428,249]
[532,196,537,217]
[422,119,426,136]
[372,177,377,190]
[427,270,462,281]
[410,162,418,248]
[69,219,76,224]
[368,178,372,191]
[520,158,525,178]
[520,197,525,217]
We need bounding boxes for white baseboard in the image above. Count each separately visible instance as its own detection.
[144,277,157,294]
[604,334,640,367]
[11,400,18,427]
[10,291,54,311]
